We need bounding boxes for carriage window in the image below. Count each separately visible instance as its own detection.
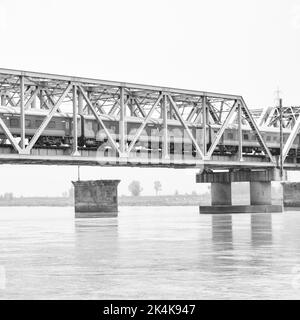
[266,136,271,141]
[273,136,277,141]
[252,135,257,141]
[93,121,99,131]
[47,121,56,129]
[35,120,43,127]
[10,118,19,127]
[25,119,31,128]
[151,129,158,136]
[227,132,234,139]
[243,134,249,140]
[87,121,93,130]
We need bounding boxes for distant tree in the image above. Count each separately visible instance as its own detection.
[191,190,197,196]
[128,180,143,196]
[154,181,162,196]
[174,190,179,196]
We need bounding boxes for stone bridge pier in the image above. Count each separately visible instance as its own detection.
[72,180,120,218]
[196,169,285,214]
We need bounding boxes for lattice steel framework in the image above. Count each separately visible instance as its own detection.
[0,68,284,168]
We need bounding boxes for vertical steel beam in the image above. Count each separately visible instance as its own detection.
[119,87,126,156]
[203,96,207,155]
[279,98,283,178]
[162,94,169,159]
[78,90,83,114]
[86,92,91,114]
[238,103,243,161]
[72,85,79,156]
[20,75,25,150]
[31,87,37,109]
[39,89,44,109]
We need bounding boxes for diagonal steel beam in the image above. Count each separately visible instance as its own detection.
[24,87,39,110]
[283,115,300,162]
[78,85,122,155]
[132,97,146,117]
[168,94,204,160]
[6,92,17,107]
[0,118,22,153]
[187,102,200,122]
[127,94,163,153]
[240,98,275,162]
[206,101,237,159]
[72,84,80,156]
[25,83,72,153]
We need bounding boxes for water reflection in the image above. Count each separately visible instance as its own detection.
[251,214,273,247]
[74,218,119,266]
[211,215,233,251]
[2,207,300,299]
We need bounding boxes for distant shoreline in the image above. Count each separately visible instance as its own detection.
[0,194,296,207]
[0,194,209,207]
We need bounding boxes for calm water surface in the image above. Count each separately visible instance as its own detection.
[1,206,300,299]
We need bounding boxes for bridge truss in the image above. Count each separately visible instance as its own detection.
[0,68,298,169]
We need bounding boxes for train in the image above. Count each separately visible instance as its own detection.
[0,106,299,158]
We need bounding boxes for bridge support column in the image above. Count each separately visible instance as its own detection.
[282,182,300,208]
[197,169,283,214]
[211,183,232,205]
[72,180,120,218]
[250,182,271,205]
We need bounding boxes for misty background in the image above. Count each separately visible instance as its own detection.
[0,0,300,196]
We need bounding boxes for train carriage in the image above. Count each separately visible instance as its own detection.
[1,105,300,160]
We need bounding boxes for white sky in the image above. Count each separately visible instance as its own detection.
[0,0,300,196]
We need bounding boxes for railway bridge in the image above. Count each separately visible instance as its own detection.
[1,68,300,216]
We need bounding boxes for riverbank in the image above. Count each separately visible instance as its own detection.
[0,194,209,207]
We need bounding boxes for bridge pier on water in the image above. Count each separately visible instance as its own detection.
[197,169,285,214]
[72,180,120,218]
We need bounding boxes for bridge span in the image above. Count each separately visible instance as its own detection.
[1,68,300,216]
[1,68,300,170]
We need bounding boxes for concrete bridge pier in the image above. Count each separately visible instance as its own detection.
[72,180,120,218]
[211,183,232,205]
[250,181,271,205]
[197,169,284,214]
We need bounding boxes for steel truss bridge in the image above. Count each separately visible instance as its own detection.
[0,68,299,170]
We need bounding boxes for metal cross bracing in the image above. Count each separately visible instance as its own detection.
[253,105,300,164]
[0,68,298,169]
[257,105,300,129]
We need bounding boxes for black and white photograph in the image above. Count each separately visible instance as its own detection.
[0,0,300,313]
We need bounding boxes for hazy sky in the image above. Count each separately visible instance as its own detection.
[0,0,300,196]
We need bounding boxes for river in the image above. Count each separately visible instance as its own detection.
[0,206,300,299]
